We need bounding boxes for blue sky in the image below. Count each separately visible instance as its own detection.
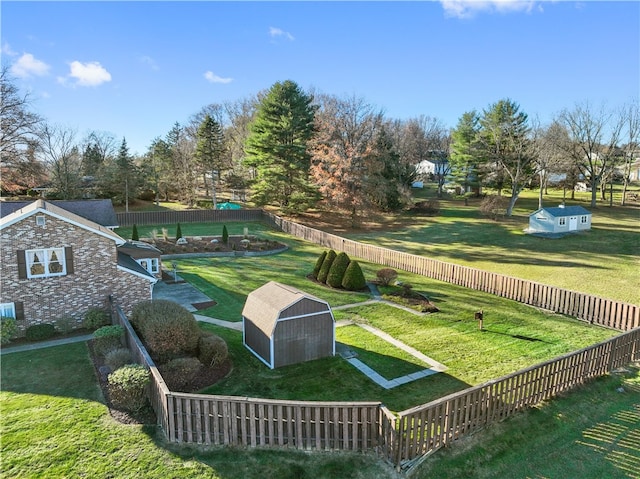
[3,1,639,155]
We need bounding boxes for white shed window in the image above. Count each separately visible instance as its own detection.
[559,218,566,226]
[0,303,15,319]
[26,248,66,278]
[137,258,159,274]
[581,215,588,224]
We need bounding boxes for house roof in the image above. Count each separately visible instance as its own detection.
[242,281,328,336]
[118,241,162,259]
[117,251,158,282]
[531,206,591,217]
[0,199,118,228]
[0,199,125,245]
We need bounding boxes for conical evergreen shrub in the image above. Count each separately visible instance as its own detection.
[175,223,183,241]
[317,250,337,284]
[342,260,366,291]
[222,225,229,244]
[312,251,327,279]
[327,252,351,288]
[131,224,139,241]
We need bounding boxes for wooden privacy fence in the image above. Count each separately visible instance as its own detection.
[390,327,640,470]
[116,208,263,227]
[261,212,640,332]
[110,301,391,454]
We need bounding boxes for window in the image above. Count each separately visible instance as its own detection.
[0,303,15,319]
[36,215,46,226]
[559,218,566,226]
[581,215,588,224]
[137,257,159,274]
[26,248,66,278]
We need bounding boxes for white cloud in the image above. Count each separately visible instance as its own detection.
[2,42,17,56]
[10,53,51,78]
[269,26,295,41]
[140,55,159,71]
[67,61,112,86]
[441,0,537,18]
[204,71,233,84]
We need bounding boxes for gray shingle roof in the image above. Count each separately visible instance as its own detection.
[117,251,157,281]
[532,206,591,217]
[0,199,118,227]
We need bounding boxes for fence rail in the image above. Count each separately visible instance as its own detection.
[261,212,639,332]
[115,209,263,227]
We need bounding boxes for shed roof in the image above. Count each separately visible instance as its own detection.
[117,251,158,282]
[242,281,328,336]
[0,199,118,227]
[531,206,591,217]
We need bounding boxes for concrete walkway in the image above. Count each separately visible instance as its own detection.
[1,334,93,355]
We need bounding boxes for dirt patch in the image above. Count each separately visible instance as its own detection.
[192,301,217,310]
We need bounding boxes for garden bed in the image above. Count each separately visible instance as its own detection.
[145,235,286,255]
[378,285,439,313]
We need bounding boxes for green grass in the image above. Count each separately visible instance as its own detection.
[347,187,640,304]
[412,365,640,479]
[0,343,395,479]
[336,324,429,379]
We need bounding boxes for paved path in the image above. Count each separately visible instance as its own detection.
[1,334,93,355]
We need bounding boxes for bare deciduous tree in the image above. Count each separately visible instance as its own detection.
[620,101,640,206]
[38,124,82,199]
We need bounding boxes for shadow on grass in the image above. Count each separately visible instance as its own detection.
[336,342,428,380]
[480,329,549,343]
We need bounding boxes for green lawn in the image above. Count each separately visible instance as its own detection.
[0,342,395,479]
[345,188,640,304]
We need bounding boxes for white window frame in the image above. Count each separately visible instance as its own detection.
[137,257,159,274]
[581,215,588,224]
[559,218,566,226]
[26,247,67,279]
[0,302,15,319]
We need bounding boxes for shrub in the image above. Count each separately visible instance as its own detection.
[55,316,76,335]
[222,225,229,244]
[401,283,414,297]
[410,199,440,215]
[159,357,202,391]
[376,268,398,286]
[311,251,327,279]
[342,261,367,291]
[317,249,337,284]
[94,325,125,356]
[198,334,229,367]
[104,347,133,370]
[1,316,17,345]
[26,323,56,341]
[130,300,200,362]
[480,195,508,220]
[108,364,150,412]
[175,222,183,241]
[131,224,139,241]
[327,252,351,288]
[83,308,110,330]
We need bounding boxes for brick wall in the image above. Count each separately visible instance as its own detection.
[0,214,153,335]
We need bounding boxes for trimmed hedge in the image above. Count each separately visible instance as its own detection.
[130,300,200,362]
[159,357,202,391]
[94,325,125,356]
[104,347,133,370]
[342,260,367,291]
[327,252,351,288]
[312,251,327,279]
[1,316,17,345]
[198,334,229,367]
[108,364,150,412]
[83,308,110,330]
[25,323,56,341]
[317,249,337,284]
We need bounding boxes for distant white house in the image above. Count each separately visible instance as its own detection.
[528,205,592,234]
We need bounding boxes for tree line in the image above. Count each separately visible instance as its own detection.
[2,67,638,218]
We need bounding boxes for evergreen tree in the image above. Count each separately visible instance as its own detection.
[342,261,366,291]
[195,114,226,209]
[317,250,337,284]
[312,251,327,279]
[327,252,351,288]
[365,127,406,211]
[449,111,481,197]
[222,225,229,244]
[176,223,182,241]
[131,224,139,241]
[244,80,319,212]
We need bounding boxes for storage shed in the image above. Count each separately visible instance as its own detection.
[528,205,592,234]
[242,281,335,369]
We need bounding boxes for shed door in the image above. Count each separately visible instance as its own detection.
[569,216,578,231]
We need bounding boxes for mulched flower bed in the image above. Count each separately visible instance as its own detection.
[380,288,440,313]
[88,339,231,425]
[145,236,286,255]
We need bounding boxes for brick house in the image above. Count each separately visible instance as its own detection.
[0,199,158,335]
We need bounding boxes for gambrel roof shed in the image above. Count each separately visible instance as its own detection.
[242,281,335,369]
